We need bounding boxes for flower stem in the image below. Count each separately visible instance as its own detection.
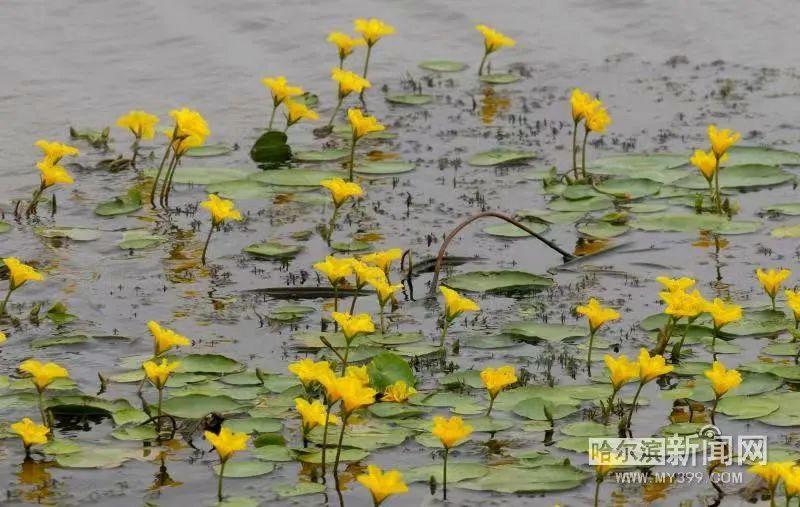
[217,460,226,501]
[321,397,333,482]
[359,45,373,101]
[327,95,344,127]
[0,288,13,317]
[25,184,45,218]
[714,156,722,214]
[348,135,358,182]
[443,447,449,500]
[332,413,349,484]
[268,104,278,131]
[478,51,488,76]
[160,152,180,207]
[572,119,580,179]
[625,383,644,430]
[587,329,596,370]
[130,137,141,169]
[349,286,359,313]
[439,320,450,348]
[201,224,215,266]
[156,387,164,435]
[710,396,719,425]
[581,128,590,180]
[150,126,177,206]
[327,207,339,245]
[593,479,601,507]
[379,306,385,334]
[38,391,48,428]
[486,395,496,417]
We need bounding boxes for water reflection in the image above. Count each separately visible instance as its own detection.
[149,451,183,492]
[16,459,57,504]
[480,87,511,125]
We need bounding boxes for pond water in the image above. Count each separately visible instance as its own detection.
[2,0,800,506]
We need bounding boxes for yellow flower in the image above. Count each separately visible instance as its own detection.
[782,465,800,497]
[690,149,727,182]
[354,18,395,45]
[382,380,417,403]
[660,289,706,319]
[288,359,332,388]
[749,462,793,490]
[295,398,339,432]
[36,159,73,188]
[705,298,742,329]
[143,358,181,389]
[147,321,191,355]
[604,354,639,390]
[357,465,408,506]
[656,276,696,292]
[162,127,204,155]
[336,375,377,415]
[480,365,517,398]
[284,99,318,126]
[348,108,385,139]
[637,348,673,383]
[19,359,69,392]
[320,178,363,208]
[703,361,742,398]
[475,24,515,53]
[0,330,5,343]
[200,194,242,225]
[345,364,370,385]
[261,76,303,105]
[432,415,472,449]
[204,427,248,462]
[757,268,791,299]
[576,298,619,333]
[331,312,375,341]
[570,88,595,122]
[3,257,44,290]
[349,260,385,289]
[591,448,621,478]
[313,256,354,285]
[11,418,49,448]
[168,108,210,142]
[318,369,343,402]
[708,125,741,158]
[439,286,480,322]
[585,101,612,133]
[34,140,79,164]
[327,31,365,59]
[367,275,403,307]
[116,110,159,140]
[361,248,403,274]
[331,68,371,97]
[786,289,800,321]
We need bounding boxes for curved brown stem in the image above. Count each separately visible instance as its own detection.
[429,212,574,294]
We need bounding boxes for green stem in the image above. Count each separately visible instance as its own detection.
[217,460,226,501]
[593,479,601,507]
[25,184,45,218]
[161,152,180,207]
[268,103,278,131]
[770,486,777,507]
[478,51,488,76]
[714,156,721,214]
[38,391,47,428]
[439,320,450,348]
[321,397,333,482]
[711,327,719,354]
[349,286,359,313]
[130,136,141,169]
[327,207,339,245]
[348,135,358,182]
[0,288,13,317]
[327,95,344,127]
[587,329,596,368]
[201,224,215,266]
[443,447,449,500]
[572,119,580,179]
[710,396,719,425]
[156,388,163,434]
[626,383,644,430]
[340,342,350,375]
[332,412,349,483]
[581,128,590,180]
[150,126,177,206]
[671,320,691,363]
[379,306,385,334]
[486,395,496,417]
[359,45,373,101]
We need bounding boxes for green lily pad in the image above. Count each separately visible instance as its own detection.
[214,460,274,478]
[721,310,792,336]
[250,131,291,164]
[354,161,415,175]
[482,220,547,238]
[501,322,586,342]
[0,221,10,234]
[763,203,800,216]
[468,149,536,167]
[513,397,580,420]
[631,214,760,235]
[478,74,521,85]
[368,402,428,418]
[111,425,158,441]
[386,94,433,105]
[548,196,614,212]
[206,180,277,200]
[516,209,586,224]
[439,370,484,389]
[223,417,282,434]
[294,149,349,162]
[250,169,345,187]
[42,439,82,455]
[118,229,167,250]
[273,482,327,497]
[404,462,488,484]
[771,224,800,238]
[160,394,244,418]
[595,178,663,199]
[330,240,371,252]
[244,242,302,259]
[145,167,249,185]
[30,335,88,349]
[716,395,779,420]
[94,190,143,217]
[184,144,234,158]
[268,305,315,322]
[35,226,102,241]
[726,146,800,166]
[178,354,244,374]
[577,222,630,239]
[591,154,688,174]
[461,333,520,349]
[296,448,368,464]
[624,203,669,213]
[560,421,615,437]
[757,392,800,426]
[458,465,589,493]
[56,446,145,469]
[112,408,150,425]
[419,60,467,72]
[674,165,794,189]
[368,352,416,391]
[442,270,552,293]
[252,445,293,462]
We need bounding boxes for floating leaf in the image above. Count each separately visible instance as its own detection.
[145,167,249,185]
[419,60,467,72]
[35,226,102,241]
[354,161,415,175]
[206,180,278,200]
[560,421,615,437]
[442,270,552,293]
[755,392,800,426]
[244,242,302,259]
[250,169,344,187]
[716,395,779,420]
[183,144,234,158]
[771,224,800,238]
[721,310,792,336]
[250,131,291,164]
[502,322,586,342]
[461,333,520,349]
[368,403,428,419]
[213,460,275,478]
[178,354,244,374]
[223,417,282,434]
[160,394,244,418]
[577,222,630,239]
[386,94,433,105]
[513,397,579,420]
[367,352,416,391]
[547,196,614,212]
[478,74,521,85]
[0,221,10,234]
[297,448,368,464]
[726,146,800,166]
[56,446,145,469]
[30,335,88,348]
[468,149,536,167]
[762,203,800,216]
[294,149,348,162]
[252,445,293,462]
[273,482,326,497]
[404,462,488,484]
[111,425,157,441]
[94,190,142,217]
[595,178,663,199]
[482,220,547,238]
[458,465,588,493]
[330,240,372,253]
[591,154,688,173]
[631,214,760,235]
[674,165,794,189]
[118,229,167,250]
[516,209,586,225]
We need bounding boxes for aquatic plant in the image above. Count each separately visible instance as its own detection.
[480,365,516,416]
[431,415,472,499]
[704,360,742,424]
[262,76,304,131]
[320,178,363,244]
[757,268,791,311]
[10,418,49,458]
[199,193,243,265]
[353,18,395,100]
[18,359,68,427]
[1,258,44,317]
[576,298,619,369]
[205,427,249,501]
[327,31,365,68]
[475,24,515,76]
[346,108,384,181]
[142,358,181,434]
[438,286,480,348]
[625,349,672,429]
[115,110,159,168]
[356,465,408,506]
[25,140,79,217]
[328,68,370,126]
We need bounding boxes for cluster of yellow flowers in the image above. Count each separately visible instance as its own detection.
[261,76,318,131]
[689,124,741,213]
[569,88,613,180]
[475,24,515,75]
[9,358,69,456]
[749,462,800,506]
